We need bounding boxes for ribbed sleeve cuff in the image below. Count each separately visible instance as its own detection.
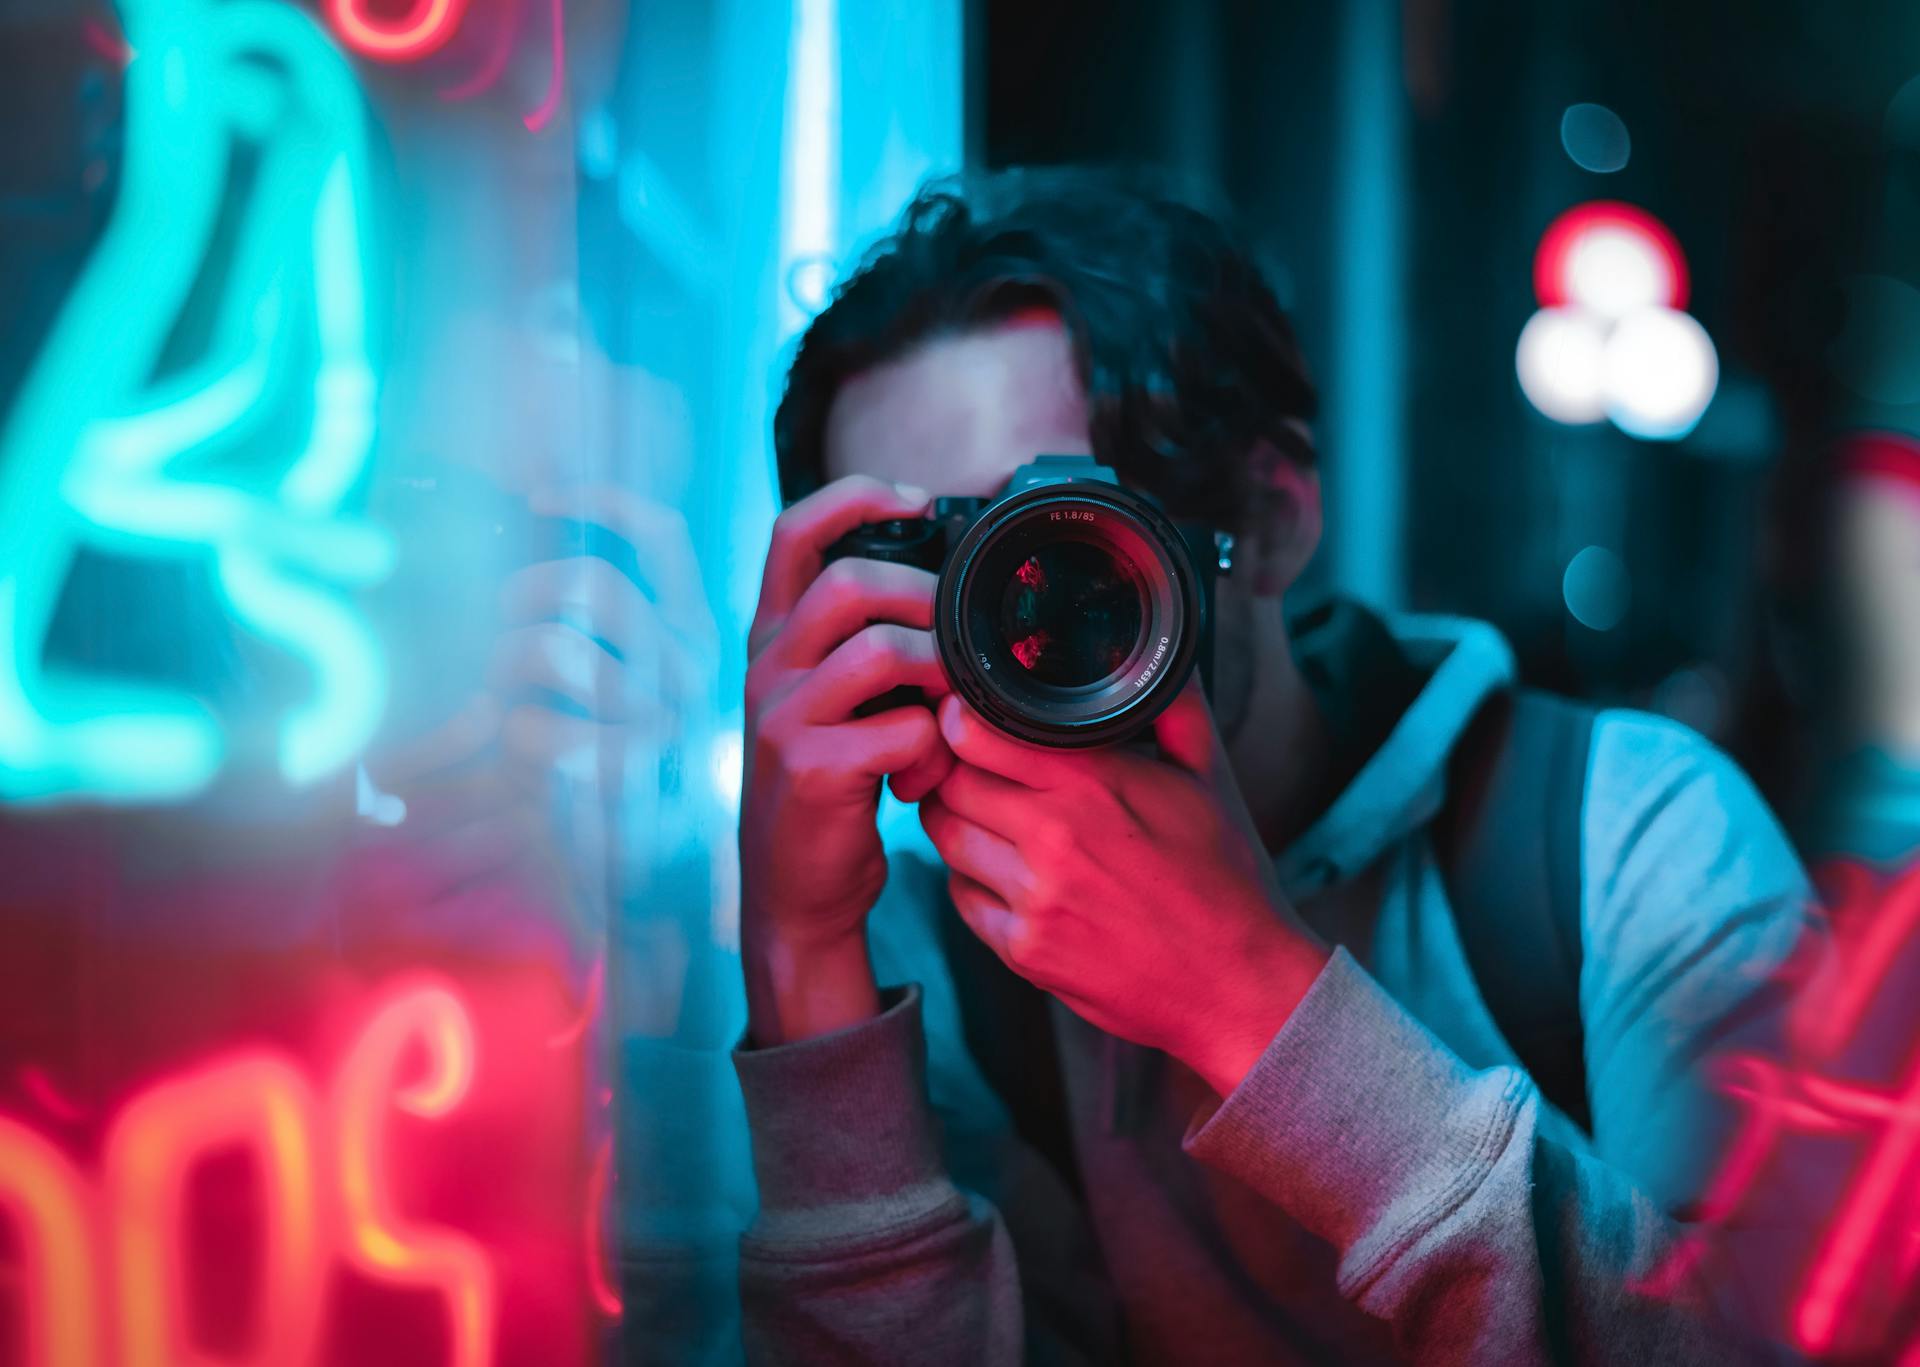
[733,984,960,1241]
[1183,946,1528,1268]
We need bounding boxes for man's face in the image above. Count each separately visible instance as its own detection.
[822,315,1095,497]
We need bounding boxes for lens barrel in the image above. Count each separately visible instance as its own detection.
[934,480,1203,747]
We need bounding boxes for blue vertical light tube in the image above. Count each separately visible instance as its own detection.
[1329,0,1407,608]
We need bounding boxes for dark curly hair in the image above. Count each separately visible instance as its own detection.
[772,166,1318,534]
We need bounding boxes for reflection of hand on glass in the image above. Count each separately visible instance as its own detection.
[491,483,718,782]
[359,481,715,954]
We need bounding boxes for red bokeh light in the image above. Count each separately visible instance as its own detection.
[1532,200,1690,313]
[325,0,472,62]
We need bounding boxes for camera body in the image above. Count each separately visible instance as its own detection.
[824,455,1219,748]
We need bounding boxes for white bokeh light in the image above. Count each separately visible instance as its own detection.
[1602,307,1718,440]
[1516,307,1609,424]
[1563,226,1673,319]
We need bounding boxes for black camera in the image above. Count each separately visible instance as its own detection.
[823,455,1222,748]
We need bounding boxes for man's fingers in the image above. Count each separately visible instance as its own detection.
[888,732,955,803]
[485,621,633,721]
[527,483,718,654]
[501,555,661,663]
[927,762,1034,840]
[840,705,948,780]
[947,871,1027,973]
[796,624,950,721]
[919,792,1030,903]
[1151,674,1222,778]
[365,692,503,790]
[770,557,939,668]
[750,476,932,651]
[502,705,632,784]
[936,693,1073,788]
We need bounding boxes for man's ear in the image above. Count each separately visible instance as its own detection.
[1241,439,1322,596]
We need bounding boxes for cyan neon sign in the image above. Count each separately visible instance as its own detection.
[0,0,392,803]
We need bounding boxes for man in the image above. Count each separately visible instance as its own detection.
[733,168,1814,1363]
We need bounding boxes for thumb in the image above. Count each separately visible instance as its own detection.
[1151,674,1220,777]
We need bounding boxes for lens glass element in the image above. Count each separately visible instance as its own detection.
[938,482,1202,748]
[996,539,1145,688]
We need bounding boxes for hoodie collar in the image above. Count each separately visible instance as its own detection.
[1273,600,1516,901]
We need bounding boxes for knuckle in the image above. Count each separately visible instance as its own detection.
[1024,859,1069,916]
[842,624,886,671]
[855,622,916,668]
[760,514,798,556]
[767,510,812,560]
[937,764,975,807]
[815,555,863,596]
[1028,814,1076,865]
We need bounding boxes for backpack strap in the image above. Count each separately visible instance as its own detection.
[1437,688,1596,1133]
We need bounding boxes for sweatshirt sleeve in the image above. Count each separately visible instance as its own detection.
[1184,712,1816,1365]
[732,984,1025,1367]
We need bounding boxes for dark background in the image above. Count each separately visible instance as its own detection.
[973,0,1920,827]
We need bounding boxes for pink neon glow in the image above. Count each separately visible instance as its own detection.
[1840,430,1920,520]
[326,0,472,61]
[0,1116,100,1367]
[0,968,601,1364]
[440,0,527,102]
[1794,857,1920,1057]
[104,1053,327,1367]
[333,979,495,1367]
[521,0,568,132]
[1532,201,1689,313]
[585,1136,621,1318]
[1792,1045,1920,1353]
[19,1064,89,1124]
[1639,858,1920,1358]
[546,953,605,1050]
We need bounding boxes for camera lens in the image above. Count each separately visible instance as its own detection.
[935,482,1203,748]
[997,542,1145,688]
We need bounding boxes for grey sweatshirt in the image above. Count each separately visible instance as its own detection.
[731,607,1818,1364]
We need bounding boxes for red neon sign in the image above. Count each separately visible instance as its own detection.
[1646,855,1920,1358]
[106,1052,327,1367]
[0,971,606,1366]
[0,1119,98,1367]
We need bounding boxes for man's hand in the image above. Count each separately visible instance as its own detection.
[491,483,718,780]
[918,682,1331,1097]
[740,475,958,1045]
